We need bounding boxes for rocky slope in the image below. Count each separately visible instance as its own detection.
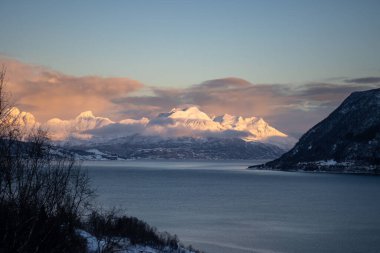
[250,88,380,174]
[70,135,285,160]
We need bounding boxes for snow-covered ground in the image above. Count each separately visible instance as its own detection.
[49,147,123,161]
[77,229,197,253]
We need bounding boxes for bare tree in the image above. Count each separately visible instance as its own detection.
[0,66,94,253]
[0,66,201,253]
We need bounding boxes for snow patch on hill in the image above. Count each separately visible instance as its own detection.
[77,229,197,253]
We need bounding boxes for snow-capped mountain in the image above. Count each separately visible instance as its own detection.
[143,107,295,148]
[9,106,296,146]
[159,106,211,121]
[46,111,114,140]
[214,114,287,141]
[8,106,298,159]
[150,107,223,132]
[5,107,40,134]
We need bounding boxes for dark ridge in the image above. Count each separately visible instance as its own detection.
[250,88,380,174]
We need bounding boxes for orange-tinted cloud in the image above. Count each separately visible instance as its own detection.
[115,78,379,136]
[2,57,379,136]
[1,57,143,121]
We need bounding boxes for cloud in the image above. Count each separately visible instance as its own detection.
[115,78,379,136]
[84,122,147,139]
[199,77,251,89]
[0,57,143,121]
[2,57,379,136]
[345,77,380,84]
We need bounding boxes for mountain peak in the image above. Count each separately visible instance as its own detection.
[45,111,113,141]
[76,111,95,119]
[35,105,294,148]
[166,107,211,121]
[5,107,39,131]
[9,107,21,116]
[255,118,267,125]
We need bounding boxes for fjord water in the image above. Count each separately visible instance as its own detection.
[83,161,380,253]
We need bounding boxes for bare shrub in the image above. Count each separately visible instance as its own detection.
[0,66,93,253]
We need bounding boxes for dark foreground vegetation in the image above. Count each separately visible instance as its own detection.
[0,67,201,253]
[83,210,186,252]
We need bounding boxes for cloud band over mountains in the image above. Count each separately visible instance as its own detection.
[1,57,379,135]
[1,57,143,121]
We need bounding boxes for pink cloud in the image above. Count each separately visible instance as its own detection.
[2,57,378,136]
[1,57,143,121]
[114,78,379,136]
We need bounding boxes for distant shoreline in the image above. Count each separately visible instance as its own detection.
[248,166,380,176]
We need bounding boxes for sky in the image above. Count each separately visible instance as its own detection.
[1,0,380,136]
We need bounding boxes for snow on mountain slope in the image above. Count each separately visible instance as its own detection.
[214,114,287,141]
[143,107,294,147]
[8,107,39,129]
[9,106,296,149]
[163,106,211,120]
[46,111,114,140]
[152,107,223,132]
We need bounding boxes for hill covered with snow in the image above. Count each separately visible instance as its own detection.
[10,106,297,160]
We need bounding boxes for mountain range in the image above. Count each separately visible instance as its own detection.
[9,87,380,165]
[11,106,297,160]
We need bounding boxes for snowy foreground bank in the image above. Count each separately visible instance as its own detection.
[77,230,198,253]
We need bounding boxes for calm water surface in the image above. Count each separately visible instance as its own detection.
[83,160,380,253]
